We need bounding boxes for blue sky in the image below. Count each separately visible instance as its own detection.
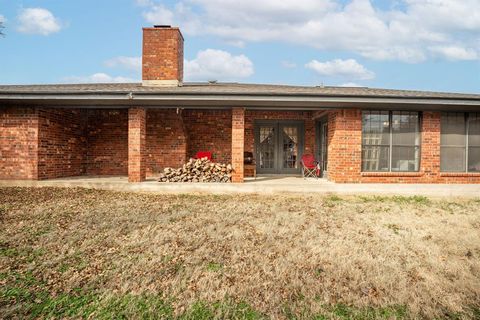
[0,0,479,93]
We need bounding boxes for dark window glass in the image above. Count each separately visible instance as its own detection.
[468,147,480,172]
[441,113,480,172]
[362,111,390,172]
[468,113,480,172]
[440,146,466,172]
[362,111,390,146]
[441,113,466,146]
[362,111,420,172]
[258,126,275,169]
[362,146,390,172]
[391,146,420,171]
[391,112,420,171]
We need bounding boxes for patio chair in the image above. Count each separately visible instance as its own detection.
[194,151,212,161]
[301,154,320,179]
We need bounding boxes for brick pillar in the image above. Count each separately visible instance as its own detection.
[231,108,245,183]
[0,107,39,180]
[327,109,362,183]
[128,107,146,182]
[421,112,441,181]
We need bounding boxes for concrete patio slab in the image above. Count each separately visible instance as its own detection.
[1,176,480,198]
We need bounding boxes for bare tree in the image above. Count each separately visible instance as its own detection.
[0,21,4,37]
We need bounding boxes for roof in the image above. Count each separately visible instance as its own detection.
[1,82,479,99]
[1,82,479,111]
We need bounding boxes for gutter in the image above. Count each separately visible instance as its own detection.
[1,92,480,111]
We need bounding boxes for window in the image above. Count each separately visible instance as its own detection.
[362,111,420,172]
[441,113,480,172]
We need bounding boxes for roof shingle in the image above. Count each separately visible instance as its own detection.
[0,82,479,100]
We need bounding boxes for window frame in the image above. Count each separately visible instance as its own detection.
[441,112,480,173]
[361,110,422,173]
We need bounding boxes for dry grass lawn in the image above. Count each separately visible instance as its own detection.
[1,187,480,319]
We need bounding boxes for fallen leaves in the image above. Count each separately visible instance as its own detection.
[1,187,479,318]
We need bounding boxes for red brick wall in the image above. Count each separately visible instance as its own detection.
[245,110,316,158]
[86,110,128,176]
[3,106,480,184]
[0,107,39,179]
[128,108,146,182]
[37,109,87,179]
[146,109,188,175]
[142,27,184,83]
[326,109,362,183]
[327,109,480,183]
[183,110,232,163]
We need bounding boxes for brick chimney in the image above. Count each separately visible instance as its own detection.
[142,25,184,86]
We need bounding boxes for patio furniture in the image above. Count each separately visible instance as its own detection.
[301,154,320,179]
[194,151,212,161]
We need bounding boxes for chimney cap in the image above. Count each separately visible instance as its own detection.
[154,25,172,28]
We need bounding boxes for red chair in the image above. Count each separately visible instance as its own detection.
[301,154,320,179]
[195,151,212,161]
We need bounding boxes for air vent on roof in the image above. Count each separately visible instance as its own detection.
[154,25,171,28]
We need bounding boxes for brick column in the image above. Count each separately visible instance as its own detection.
[128,107,146,182]
[421,112,441,181]
[327,109,362,183]
[231,108,245,183]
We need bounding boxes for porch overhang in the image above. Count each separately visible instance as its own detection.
[1,92,480,111]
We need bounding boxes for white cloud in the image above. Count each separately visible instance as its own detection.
[142,4,174,26]
[63,73,138,84]
[306,59,375,80]
[225,40,246,48]
[101,50,254,82]
[105,56,142,71]
[140,0,480,62]
[17,8,61,36]
[429,46,478,61]
[184,49,254,81]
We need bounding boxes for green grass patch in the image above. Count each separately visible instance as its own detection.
[326,303,408,319]
[357,195,430,206]
[179,300,265,320]
[206,262,223,272]
[325,195,343,202]
[323,194,344,207]
[1,271,419,320]
[357,195,390,203]
[0,243,44,263]
[1,282,266,320]
[356,195,433,215]
[391,195,430,205]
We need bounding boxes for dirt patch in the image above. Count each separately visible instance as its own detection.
[1,187,479,319]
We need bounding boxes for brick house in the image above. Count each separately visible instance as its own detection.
[1,26,480,184]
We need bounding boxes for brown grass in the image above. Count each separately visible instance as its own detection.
[1,187,479,319]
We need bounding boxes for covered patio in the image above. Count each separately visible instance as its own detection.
[0,105,328,183]
[126,107,328,183]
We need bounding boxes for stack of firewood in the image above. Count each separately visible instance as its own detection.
[158,157,233,183]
